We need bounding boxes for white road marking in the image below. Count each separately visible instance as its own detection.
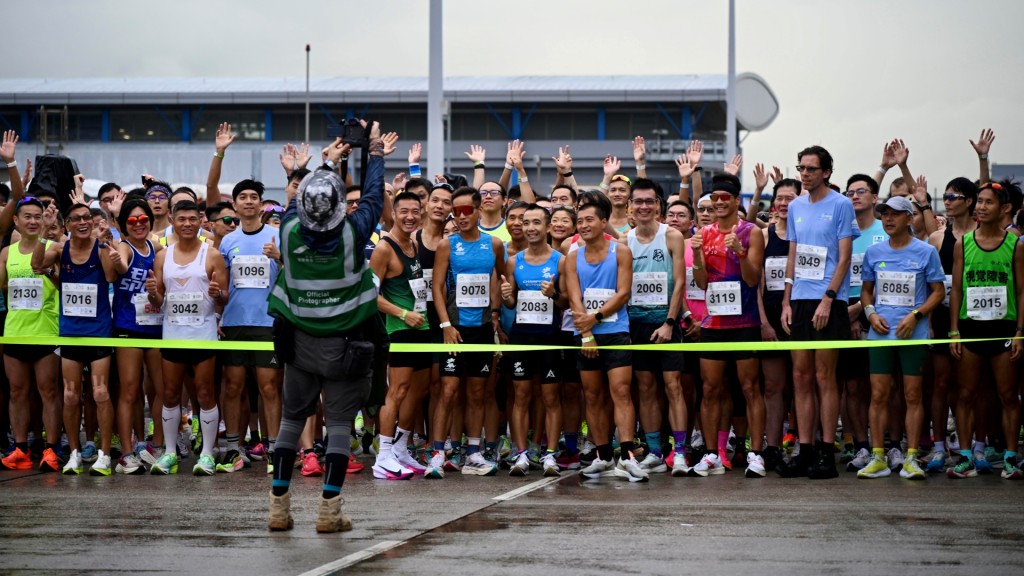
[492,475,562,501]
[298,540,405,576]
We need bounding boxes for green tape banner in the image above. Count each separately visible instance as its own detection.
[0,336,1013,354]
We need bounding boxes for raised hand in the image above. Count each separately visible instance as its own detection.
[632,136,646,165]
[106,242,122,268]
[0,130,18,163]
[215,122,236,154]
[770,165,784,184]
[42,202,58,228]
[891,138,909,166]
[464,144,486,165]
[326,138,353,164]
[392,172,408,191]
[602,154,622,176]
[109,189,126,216]
[724,225,743,254]
[724,154,743,176]
[70,186,87,207]
[880,141,897,170]
[367,120,381,141]
[262,235,280,260]
[687,140,704,166]
[913,175,929,205]
[552,145,572,174]
[381,132,400,156]
[753,163,768,190]
[507,139,525,168]
[675,154,695,179]
[295,143,313,169]
[970,128,995,156]
[279,143,298,174]
[408,143,422,165]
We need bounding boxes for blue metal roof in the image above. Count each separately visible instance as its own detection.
[0,75,731,105]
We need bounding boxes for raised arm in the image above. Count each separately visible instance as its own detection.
[205,122,236,204]
[633,136,647,179]
[970,128,994,186]
[510,140,535,204]
[0,130,25,237]
[465,144,487,190]
[872,140,897,186]
[552,145,577,191]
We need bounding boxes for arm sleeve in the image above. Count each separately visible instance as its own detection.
[348,155,385,246]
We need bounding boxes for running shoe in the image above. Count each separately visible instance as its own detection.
[1001,459,1024,480]
[923,447,947,473]
[39,447,62,472]
[216,450,244,473]
[762,446,783,472]
[444,448,464,472]
[509,451,530,477]
[579,438,597,457]
[138,443,158,468]
[846,448,871,472]
[555,451,581,470]
[719,450,733,471]
[526,449,543,470]
[90,451,112,476]
[947,455,977,479]
[81,444,98,463]
[462,452,498,476]
[1,447,33,470]
[111,435,123,458]
[192,453,216,476]
[347,455,364,473]
[615,453,649,482]
[745,452,766,478]
[393,446,427,475]
[690,431,705,452]
[425,451,446,479]
[638,453,668,474]
[62,449,84,475]
[247,441,267,462]
[579,457,614,480]
[116,453,146,475]
[839,446,855,464]
[372,454,414,480]
[808,442,839,479]
[984,446,1005,469]
[671,451,691,477]
[498,436,512,459]
[974,452,993,474]
[177,430,192,460]
[301,451,323,477]
[151,452,179,475]
[692,452,724,477]
[886,447,905,472]
[857,454,891,478]
[900,456,926,480]
[542,452,560,477]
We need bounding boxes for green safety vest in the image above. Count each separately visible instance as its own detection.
[267,217,378,336]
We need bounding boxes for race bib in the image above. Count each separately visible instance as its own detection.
[632,271,668,306]
[166,292,204,326]
[877,271,915,308]
[850,253,865,288]
[133,293,163,326]
[685,267,705,300]
[409,278,428,312]
[231,255,270,289]
[706,281,741,316]
[583,287,618,323]
[456,273,490,308]
[62,282,98,317]
[423,268,434,302]
[795,244,827,280]
[966,285,1008,321]
[516,290,553,325]
[9,277,43,311]
[765,257,787,292]
[943,275,952,307]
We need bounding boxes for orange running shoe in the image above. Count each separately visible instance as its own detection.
[1,447,33,470]
[39,448,61,472]
[347,455,364,474]
[300,451,323,477]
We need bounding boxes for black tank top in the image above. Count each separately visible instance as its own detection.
[763,223,788,308]
[939,224,956,274]
[416,229,440,329]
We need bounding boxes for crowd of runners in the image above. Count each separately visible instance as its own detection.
[2,121,1021,502]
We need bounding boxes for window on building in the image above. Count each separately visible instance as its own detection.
[110,109,182,142]
[191,110,265,142]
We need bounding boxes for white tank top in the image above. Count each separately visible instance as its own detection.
[162,242,218,342]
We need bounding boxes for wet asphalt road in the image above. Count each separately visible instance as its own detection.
[3,459,1024,575]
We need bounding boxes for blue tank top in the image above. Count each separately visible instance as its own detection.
[575,242,629,335]
[448,232,495,327]
[114,240,162,334]
[60,240,113,337]
[500,244,516,335]
[511,248,563,336]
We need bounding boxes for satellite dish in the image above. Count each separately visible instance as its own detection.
[735,72,779,132]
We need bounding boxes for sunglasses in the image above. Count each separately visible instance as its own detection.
[709,193,735,202]
[68,214,92,223]
[219,216,240,226]
[126,214,150,226]
[610,175,632,184]
[452,205,475,217]
[696,206,714,213]
[943,193,966,202]
[264,205,284,213]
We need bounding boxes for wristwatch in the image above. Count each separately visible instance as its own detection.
[912,309,923,320]
[595,311,605,322]
[664,317,677,327]
[825,289,837,299]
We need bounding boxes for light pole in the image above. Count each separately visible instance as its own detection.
[304,44,311,144]
[428,0,444,176]
[725,0,737,164]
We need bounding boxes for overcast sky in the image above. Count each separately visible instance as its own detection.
[8,0,1024,193]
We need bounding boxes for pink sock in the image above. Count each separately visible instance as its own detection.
[717,431,729,452]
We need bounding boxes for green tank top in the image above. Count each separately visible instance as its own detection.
[960,230,1017,321]
[5,240,59,337]
[379,236,430,334]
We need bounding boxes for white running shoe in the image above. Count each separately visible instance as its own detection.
[690,430,705,451]
[580,457,613,479]
[615,454,650,482]
[509,451,530,477]
[692,452,725,477]
[461,452,498,476]
[744,451,766,478]
[425,451,445,479]
[887,447,905,471]
[393,446,427,475]
[670,452,691,477]
[846,448,871,471]
[372,454,413,480]
[542,452,560,477]
[638,452,668,473]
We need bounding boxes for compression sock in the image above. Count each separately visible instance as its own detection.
[564,433,578,454]
[673,431,687,454]
[199,407,220,456]
[161,405,180,452]
[323,453,348,499]
[645,432,662,457]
